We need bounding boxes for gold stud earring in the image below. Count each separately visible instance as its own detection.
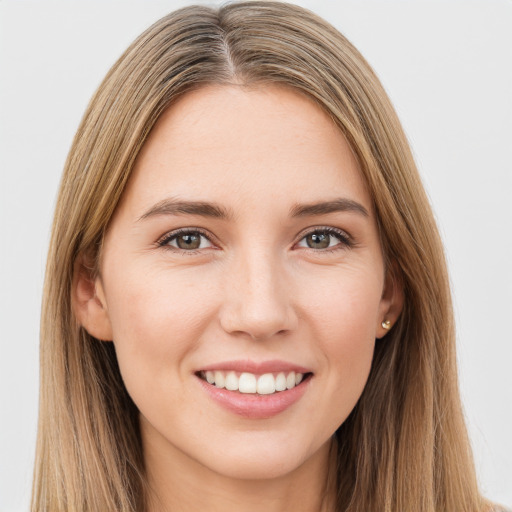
[381,319,392,330]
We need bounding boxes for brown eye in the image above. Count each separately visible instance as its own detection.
[176,233,201,250]
[160,230,213,251]
[305,232,331,249]
[297,228,351,251]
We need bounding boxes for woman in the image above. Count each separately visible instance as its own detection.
[31,2,505,511]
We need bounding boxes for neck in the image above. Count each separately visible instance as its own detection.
[143,424,337,512]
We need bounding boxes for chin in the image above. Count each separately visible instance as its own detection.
[204,451,305,481]
[195,433,327,482]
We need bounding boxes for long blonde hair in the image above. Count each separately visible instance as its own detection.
[33,2,486,511]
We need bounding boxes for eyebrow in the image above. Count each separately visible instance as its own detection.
[289,198,369,218]
[138,198,233,222]
[138,197,369,222]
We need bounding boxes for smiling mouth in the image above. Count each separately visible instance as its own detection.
[197,370,312,395]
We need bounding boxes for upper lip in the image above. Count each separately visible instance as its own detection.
[198,359,312,375]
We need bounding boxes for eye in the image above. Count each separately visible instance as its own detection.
[296,228,351,251]
[158,229,214,251]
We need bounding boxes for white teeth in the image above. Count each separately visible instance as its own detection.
[225,371,238,391]
[214,370,225,388]
[275,372,287,392]
[257,373,276,395]
[286,371,296,390]
[202,370,308,395]
[239,373,257,393]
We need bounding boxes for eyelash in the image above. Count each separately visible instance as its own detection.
[296,227,353,252]
[156,226,353,254]
[157,228,215,255]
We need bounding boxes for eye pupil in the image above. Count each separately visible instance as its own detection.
[177,233,201,250]
[307,232,330,249]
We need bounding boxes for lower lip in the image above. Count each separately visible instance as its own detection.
[196,375,311,419]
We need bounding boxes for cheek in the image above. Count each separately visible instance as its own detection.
[103,262,219,398]
[299,266,382,419]
[301,263,383,346]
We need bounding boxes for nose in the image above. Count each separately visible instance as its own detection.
[219,248,298,341]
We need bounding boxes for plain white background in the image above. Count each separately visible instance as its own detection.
[0,1,511,510]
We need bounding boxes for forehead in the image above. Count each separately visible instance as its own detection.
[122,84,372,218]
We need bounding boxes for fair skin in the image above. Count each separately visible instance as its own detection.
[75,85,402,512]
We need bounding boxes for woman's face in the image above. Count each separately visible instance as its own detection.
[84,85,400,481]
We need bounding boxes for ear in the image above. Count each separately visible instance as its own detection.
[72,254,113,341]
[376,262,404,339]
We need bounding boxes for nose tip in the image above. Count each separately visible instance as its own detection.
[219,256,297,341]
[222,305,293,342]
